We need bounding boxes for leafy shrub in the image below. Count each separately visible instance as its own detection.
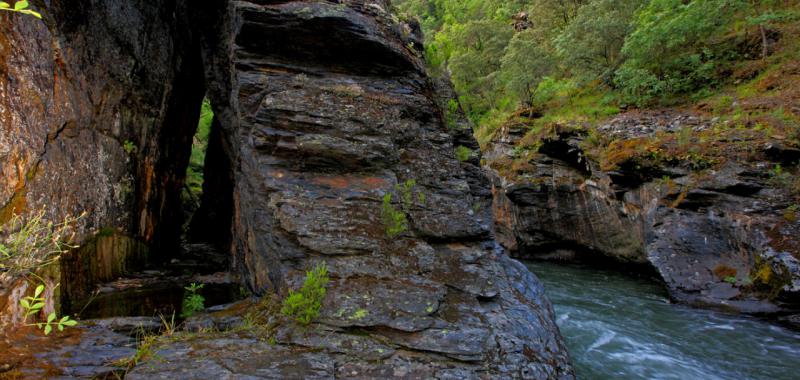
[380,180,426,237]
[500,29,554,108]
[281,263,330,325]
[19,283,78,335]
[180,283,205,318]
[614,66,668,107]
[185,99,215,202]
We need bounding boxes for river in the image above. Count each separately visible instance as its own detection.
[525,261,800,380]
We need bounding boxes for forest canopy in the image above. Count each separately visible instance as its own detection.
[393,0,799,141]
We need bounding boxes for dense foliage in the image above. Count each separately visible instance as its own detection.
[183,99,213,209]
[394,0,799,139]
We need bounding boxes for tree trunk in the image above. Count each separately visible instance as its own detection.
[759,23,768,61]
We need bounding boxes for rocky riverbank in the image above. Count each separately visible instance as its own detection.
[486,107,800,324]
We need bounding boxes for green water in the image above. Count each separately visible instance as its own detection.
[526,261,800,380]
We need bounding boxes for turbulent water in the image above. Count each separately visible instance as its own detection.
[526,261,800,380]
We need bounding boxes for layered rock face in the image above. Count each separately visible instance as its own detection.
[137,1,571,378]
[487,113,800,317]
[0,0,204,316]
[2,0,574,377]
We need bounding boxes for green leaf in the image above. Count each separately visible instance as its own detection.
[63,319,78,326]
[34,284,44,297]
[24,9,41,19]
[0,3,10,9]
[60,315,69,322]
[14,1,28,10]
[57,324,64,331]
[47,312,56,323]
[20,299,30,309]
[44,324,52,335]
[31,302,45,311]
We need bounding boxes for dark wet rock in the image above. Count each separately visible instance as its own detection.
[765,141,800,164]
[488,114,800,317]
[275,325,397,361]
[127,338,337,380]
[85,316,162,336]
[14,325,135,379]
[182,314,245,333]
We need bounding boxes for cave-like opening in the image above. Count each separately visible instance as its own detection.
[62,94,240,320]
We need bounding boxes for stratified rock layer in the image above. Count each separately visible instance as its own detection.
[135,1,571,378]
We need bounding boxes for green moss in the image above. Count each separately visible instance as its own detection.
[751,258,792,300]
[348,308,368,321]
[96,227,117,238]
[454,145,475,162]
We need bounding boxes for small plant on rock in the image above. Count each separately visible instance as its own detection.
[380,180,426,237]
[180,283,205,318]
[281,262,329,325]
[123,140,137,155]
[381,193,408,237]
[20,283,78,335]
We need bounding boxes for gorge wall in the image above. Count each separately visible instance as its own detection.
[1,0,574,377]
[486,113,800,323]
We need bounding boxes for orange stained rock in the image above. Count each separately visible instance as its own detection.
[311,175,388,191]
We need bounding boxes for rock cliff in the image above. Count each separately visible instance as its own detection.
[1,0,573,377]
[487,110,800,321]
[0,0,205,318]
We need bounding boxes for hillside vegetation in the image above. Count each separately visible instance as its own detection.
[393,0,800,151]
